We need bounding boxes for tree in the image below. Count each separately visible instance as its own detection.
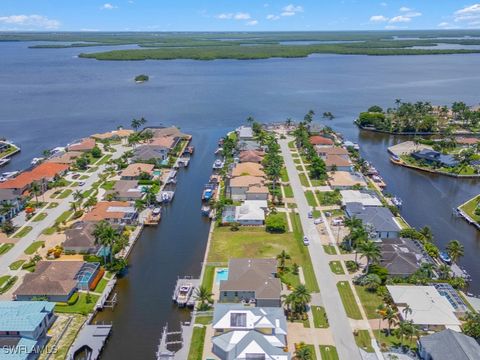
[446,240,464,263]
[295,344,312,360]
[322,111,335,120]
[357,240,381,273]
[1,219,16,235]
[360,274,382,292]
[304,110,315,124]
[419,226,433,242]
[438,264,451,280]
[462,312,480,339]
[194,285,213,311]
[246,116,255,125]
[266,213,287,233]
[276,250,291,272]
[93,221,119,264]
[368,105,383,113]
[384,306,398,335]
[402,304,412,321]
[91,146,102,158]
[30,182,41,205]
[418,262,435,279]
[310,156,327,180]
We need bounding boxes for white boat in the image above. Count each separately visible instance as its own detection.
[152,207,162,216]
[392,197,403,207]
[213,159,224,169]
[0,158,10,167]
[31,157,44,166]
[2,171,19,179]
[175,284,194,307]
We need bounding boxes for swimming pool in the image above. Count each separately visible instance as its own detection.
[216,268,229,284]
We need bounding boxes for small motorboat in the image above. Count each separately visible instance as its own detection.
[439,251,452,265]
[392,197,403,207]
[175,284,194,307]
[0,158,10,167]
[213,159,224,169]
[31,157,44,166]
[152,207,162,216]
[201,205,211,216]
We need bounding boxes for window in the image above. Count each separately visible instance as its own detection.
[245,354,265,360]
[230,313,247,327]
[234,292,238,297]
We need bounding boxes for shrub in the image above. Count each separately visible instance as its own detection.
[346,260,359,273]
[368,264,389,284]
[265,213,286,233]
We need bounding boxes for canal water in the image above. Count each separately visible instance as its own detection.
[1,41,480,358]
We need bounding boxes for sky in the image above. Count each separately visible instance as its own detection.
[1,1,480,32]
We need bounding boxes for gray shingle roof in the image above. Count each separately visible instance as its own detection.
[419,329,480,360]
[346,204,401,233]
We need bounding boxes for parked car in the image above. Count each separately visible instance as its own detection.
[72,174,80,179]
[308,211,313,219]
[314,218,322,225]
[324,211,331,217]
[303,236,310,246]
[331,218,343,226]
[78,181,86,186]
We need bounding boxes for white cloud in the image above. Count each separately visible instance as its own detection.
[101,3,117,10]
[404,11,421,18]
[281,4,303,16]
[216,13,232,19]
[234,12,251,20]
[454,4,480,26]
[399,6,411,12]
[370,15,388,22]
[0,14,60,29]
[216,12,251,21]
[267,14,280,20]
[389,15,411,23]
[380,2,388,6]
[246,20,258,26]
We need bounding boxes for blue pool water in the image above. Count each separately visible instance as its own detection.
[216,269,229,283]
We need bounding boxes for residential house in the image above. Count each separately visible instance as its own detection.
[327,171,367,190]
[239,150,264,164]
[212,304,290,360]
[14,261,100,302]
[237,140,262,152]
[219,258,281,306]
[47,151,83,165]
[63,221,99,254]
[0,189,23,223]
[0,301,55,360]
[380,238,431,277]
[83,201,138,225]
[386,285,462,331]
[91,129,134,141]
[133,145,169,164]
[108,180,144,201]
[418,329,480,360]
[0,162,69,194]
[229,176,267,201]
[144,126,190,141]
[456,137,480,147]
[340,190,382,207]
[231,162,266,178]
[67,138,96,152]
[222,200,268,226]
[236,126,254,140]
[345,203,401,239]
[316,146,349,159]
[411,149,458,167]
[120,163,154,180]
[325,154,352,171]
[309,135,334,147]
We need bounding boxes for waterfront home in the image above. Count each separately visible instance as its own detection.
[0,189,23,223]
[47,151,83,165]
[0,301,55,359]
[380,238,431,277]
[63,221,100,254]
[108,180,144,201]
[387,141,432,157]
[316,146,349,159]
[91,128,134,141]
[327,171,367,190]
[340,190,382,207]
[133,145,169,164]
[237,140,263,152]
[67,138,96,152]
[239,150,264,163]
[228,176,267,201]
[0,162,69,194]
[386,285,462,331]
[236,126,254,140]
[325,154,352,171]
[456,137,480,147]
[212,304,290,360]
[411,149,458,168]
[83,201,138,225]
[120,163,154,180]
[144,126,190,141]
[222,200,268,226]
[14,261,100,302]
[418,329,480,360]
[345,203,401,239]
[219,258,281,306]
[231,162,266,178]
[309,135,334,147]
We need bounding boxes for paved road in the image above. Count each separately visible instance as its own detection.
[0,145,127,276]
[280,138,362,360]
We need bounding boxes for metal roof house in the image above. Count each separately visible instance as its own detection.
[418,329,480,360]
[212,304,290,360]
[345,203,402,239]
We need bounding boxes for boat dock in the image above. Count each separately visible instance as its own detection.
[156,321,194,360]
[67,324,112,360]
[95,278,118,311]
[172,276,200,307]
[144,207,162,226]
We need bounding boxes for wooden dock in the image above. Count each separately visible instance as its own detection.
[172,276,200,308]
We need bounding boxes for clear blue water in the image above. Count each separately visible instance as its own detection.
[216,268,229,283]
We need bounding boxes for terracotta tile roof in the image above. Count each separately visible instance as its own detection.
[231,162,266,178]
[328,171,366,187]
[239,150,264,163]
[457,137,480,145]
[149,136,176,149]
[230,176,265,188]
[325,154,352,167]
[47,151,83,164]
[14,261,84,297]
[247,185,269,194]
[316,146,349,156]
[309,136,334,146]
[67,138,96,152]
[120,163,154,178]
[83,201,133,222]
[0,162,69,190]
[91,129,134,140]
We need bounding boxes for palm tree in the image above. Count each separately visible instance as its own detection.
[276,250,291,272]
[93,221,118,264]
[357,240,381,273]
[395,320,410,346]
[438,264,451,280]
[131,118,142,132]
[30,182,41,205]
[285,118,293,127]
[419,226,433,242]
[295,344,312,360]
[419,262,435,278]
[361,274,382,292]
[402,304,412,321]
[69,201,78,213]
[194,285,213,311]
[384,306,398,335]
[291,284,312,314]
[446,240,464,263]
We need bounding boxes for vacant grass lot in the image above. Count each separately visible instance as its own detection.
[354,330,374,352]
[460,195,480,223]
[187,326,206,360]
[305,190,317,207]
[283,185,294,198]
[337,281,362,320]
[311,306,329,328]
[355,285,383,319]
[55,293,99,315]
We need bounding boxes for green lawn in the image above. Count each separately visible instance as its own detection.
[355,285,383,319]
[32,212,48,222]
[195,316,213,325]
[101,181,116,190]
[311,306,329,328]
[319,345,339,360]
[317,191,342,206]
[187,326,206,360]
[294,158,302,164]
[329,261,345,275]
[9,259,26,270]
[299,173,310,187]
[460,195,480,223]
[280,167,289,182]
[283,185,294,198]
[337,281,362,320]
[55,292,99,315]
[14,226,33,238]
[42,226,57,235]
[79,175,89,180]
[279,269,301,289]
[297,345,317,360]
[93,278,108,294]
[57,189,73,199]
[310,179,326,187]
[354,330,374,352]
[201,265,216,292]
[47,202,59,209]
[0,275,12,288]
[0,275,18,294]
[296,164,304,172]
[24,241,45,255]
[305,190,317,207]
[374,329,418,351]
[288,140,296,149]
[96,154,112,165]
[55,210,73,225]
[0,243,14,255]
[323,245,337,255]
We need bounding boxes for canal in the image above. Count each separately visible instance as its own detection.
[94,127,225,360]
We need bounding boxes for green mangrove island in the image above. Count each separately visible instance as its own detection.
[134,74,149,83]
